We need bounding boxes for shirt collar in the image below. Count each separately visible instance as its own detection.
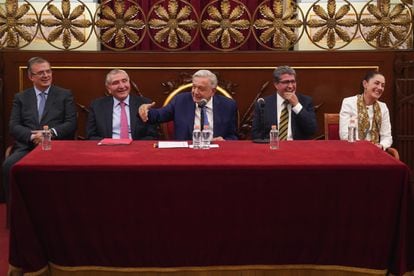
[205,96,213,109]
[195,96,213,109]
[276,93,287,108]
[35,86,51,96]
[113,95,130,107]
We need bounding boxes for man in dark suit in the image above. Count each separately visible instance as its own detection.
[86,69,158,140]
[138,70,238,140]
[2,57,77,202]
[252,66,317,140]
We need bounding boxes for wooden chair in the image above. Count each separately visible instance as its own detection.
[324,113,400,160]
[161,83,236,140]
[324,113,340,140]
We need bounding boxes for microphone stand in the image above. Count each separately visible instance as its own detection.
[200,107,205,131]
[253,102,269,143]
[198,99,207,131]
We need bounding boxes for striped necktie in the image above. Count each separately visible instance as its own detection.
[279,101,289,140]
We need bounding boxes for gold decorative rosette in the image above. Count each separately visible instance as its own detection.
[305,0,358,50]
[252,0,304,50]
[147,0,199,51]
[94,0,146,51]
[359,0,412,49]
[40,0,93,50]
[0,0,38,49]
[200,0,251,51]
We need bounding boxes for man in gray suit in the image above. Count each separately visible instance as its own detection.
[2,57,77,202]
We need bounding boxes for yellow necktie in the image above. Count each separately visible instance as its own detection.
[279,101,289,140]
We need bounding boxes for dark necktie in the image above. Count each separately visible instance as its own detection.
[279,101,289,140]
[200,106,209,131]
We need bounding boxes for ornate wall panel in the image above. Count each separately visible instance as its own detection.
[0,0,412,51]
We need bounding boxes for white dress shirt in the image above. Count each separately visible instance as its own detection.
[339,95,392,149]
[276,93,303,140]
[194,97,214,133]
[32,86,57,138]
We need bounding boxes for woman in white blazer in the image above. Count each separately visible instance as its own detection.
[339,71,392,150]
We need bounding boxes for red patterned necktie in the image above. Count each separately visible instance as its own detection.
[120,101,129,139]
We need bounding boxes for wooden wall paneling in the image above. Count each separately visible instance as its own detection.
[0,50,407,198]
[395,78,414,178]
[0,51,4,201]
[0,50,399,147]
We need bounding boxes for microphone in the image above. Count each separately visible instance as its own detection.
[257,97,265,109]
[253,98,269,143]
[198,99,207,108]
[198,99,208,130]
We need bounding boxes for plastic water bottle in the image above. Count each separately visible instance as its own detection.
[201,125,212,149]
[269,124,279,150]
[42,125,52,150]
[192,125,201,149]
[348,117,357,143]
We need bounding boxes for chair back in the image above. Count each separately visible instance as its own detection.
[161,83,234,140]
[324,113,340,140]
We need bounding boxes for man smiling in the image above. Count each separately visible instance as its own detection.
[86,69,158,140]
[2,57,77,203]
[252,65,317,140]
[139,70,238,141]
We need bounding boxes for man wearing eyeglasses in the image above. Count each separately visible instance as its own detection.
[252,65,317,140]
[2,57,77,203]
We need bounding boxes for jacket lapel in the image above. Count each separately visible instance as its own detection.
[105,97,114,137]
[188,98,196,136]
[267,94,278,126]
[39,86,54,124]
[212,95,220,136]
[28,88,41,126]
[129,95,138,138]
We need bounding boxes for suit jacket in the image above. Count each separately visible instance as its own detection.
[148,92,238,140]
[9,85,77,152]
[86,94,159,140]
[252,93,317,140]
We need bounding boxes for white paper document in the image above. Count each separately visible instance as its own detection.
[188,144,220,149]
[157,141,189,148]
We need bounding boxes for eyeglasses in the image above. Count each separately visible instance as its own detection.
[31,69,52,76]
[278,80,296,85]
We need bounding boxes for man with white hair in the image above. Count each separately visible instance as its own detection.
[139,70,238,140]
[86,69,159,140]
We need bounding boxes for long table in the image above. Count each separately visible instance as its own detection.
[9,140,413,275]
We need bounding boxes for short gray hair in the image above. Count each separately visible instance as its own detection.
[273,66,296,83]
[105,69,129,85]
[192,70,218,88]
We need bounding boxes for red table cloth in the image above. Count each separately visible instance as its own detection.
[9,140,413,275]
